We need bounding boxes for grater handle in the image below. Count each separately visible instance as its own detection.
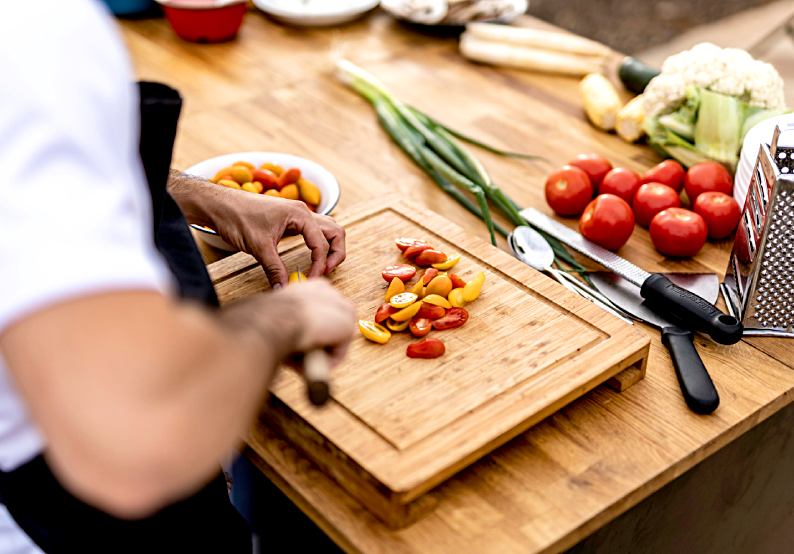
[641,274,743,344]
[662,327,719,414]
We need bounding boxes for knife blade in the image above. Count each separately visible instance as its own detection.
[590,271,720,414]
[521,207,743,345]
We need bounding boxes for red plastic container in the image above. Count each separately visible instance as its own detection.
[161,1,247,43]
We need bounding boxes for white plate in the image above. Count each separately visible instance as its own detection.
[184,151,341,251]
[252,0,380,26]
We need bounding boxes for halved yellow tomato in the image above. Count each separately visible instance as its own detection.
[409,280,425,298]
[422,294,452,308]
[389,292,418,309]
[425,275,453,298]
[385,277,405,301]
[386,319,410,332]
[462,272,486,302]
[358,320,391,344]
[432,253,461,270]
[390,301,423,322]
[288,271,307,284]
[448,288,466,307]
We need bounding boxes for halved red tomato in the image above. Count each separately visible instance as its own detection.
[417,302,446,320]
[415,249,448,267]
[375,303,397,323]
[449,273,467,289]
[404,244,433,261]
[422,268,439,285]
[381,264,416,283]
[406,338,445,359]
[432,307,469,330]
[395,237,427,252]
[409,317,432,337]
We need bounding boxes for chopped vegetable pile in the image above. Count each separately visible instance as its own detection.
[358,238,486,359]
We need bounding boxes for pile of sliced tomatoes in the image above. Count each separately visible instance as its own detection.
[358,238,486,359]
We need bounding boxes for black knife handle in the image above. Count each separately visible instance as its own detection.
[662,327,719,414]
[641,273,743,345]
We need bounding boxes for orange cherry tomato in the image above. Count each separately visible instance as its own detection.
[432,307,469,330]
[406,338,445,358]
[415,249,447,267]
[278,167,301,188]
[425,275,453,298]
[382,264,416,283]
[409,317,432,338]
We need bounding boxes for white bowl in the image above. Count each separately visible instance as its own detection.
[184,151,341,251]
[252,0,380,27]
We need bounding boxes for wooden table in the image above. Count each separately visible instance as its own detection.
[120,10,794,553]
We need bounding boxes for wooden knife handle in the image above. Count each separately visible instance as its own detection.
[304,349,331,407]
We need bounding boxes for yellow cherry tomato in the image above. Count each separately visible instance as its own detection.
[422,294,452,308]
[386,319,410,332]
[218,179,242,190]
[389,292,418,309]
[212,166,237,182]
[280,183,300,200]
[390,301,423,322]
[462,272,486,302]
[358,320,391,344]
[260,163,285,176]
[288,271,307,284]
[297,178,322,206]
[432,253,461,270]
[409,279,425,298]
[264,189,280,197]
[385,277,405,301]
[230,166,253,184]
[241,181,263,194]
[425,275,452,298]
[448,288,466,307]
[232,160,255,170]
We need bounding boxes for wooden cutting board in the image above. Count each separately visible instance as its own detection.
[209,197,650,527]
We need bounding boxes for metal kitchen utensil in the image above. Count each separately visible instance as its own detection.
[508,226,633,323]
[592,272,721,414]
[722,124,794,337]
[521,207,743,345]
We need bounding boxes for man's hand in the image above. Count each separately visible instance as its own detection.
[168,171,346,287]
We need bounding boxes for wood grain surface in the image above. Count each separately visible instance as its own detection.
[119,9,794,553]
[211,198,649,525]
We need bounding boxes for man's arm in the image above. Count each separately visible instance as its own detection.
[0,281,354,518]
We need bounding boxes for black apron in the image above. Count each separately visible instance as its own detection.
[0,82,250,552]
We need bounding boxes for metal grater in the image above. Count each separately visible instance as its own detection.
[721,124,794,337]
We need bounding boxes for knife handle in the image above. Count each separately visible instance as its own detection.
[304,349,331,407]
[641,273,743,345]
[662,327,719,414]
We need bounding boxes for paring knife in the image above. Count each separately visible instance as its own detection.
[521,208,743,345]
[292,270,331,407]
[590,272,720,414]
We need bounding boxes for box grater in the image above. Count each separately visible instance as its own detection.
[721,124,794,337]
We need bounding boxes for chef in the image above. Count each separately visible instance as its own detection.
[0,1,354,552]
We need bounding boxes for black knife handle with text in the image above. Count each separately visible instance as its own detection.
[662,327,719,414]
[641,274,743,345]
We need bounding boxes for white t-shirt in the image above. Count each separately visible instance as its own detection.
[0,1,171,550]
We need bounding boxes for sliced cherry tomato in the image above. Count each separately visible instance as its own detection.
[390,301,423,322]
[684,162,733,202]
[404,244,433,261]
[425,275,453,297]
[278,167,301,188]
[579,194,634,251]
[422,268,440,285]
[358,320,391,344]
[448,288,466,307]
[381,264,416,283]
[288,271,307,284]
[449,273,467,289]
[395,237,427,252]
[432,307,469,330]
[462,272,485,302]
[642,160,685,192]
[649,208,707,257]
[415,249,448,266]
[409,279,425,297]
[409,317,432,338]
[375,303,398,324]
[385,277,405,300]
[406,338,445,359]
[417,302,446,320]
[422,294,452,308]
[632,183,681,227]
[389,292,418,309]
[545,165,593,216]
[693,192,740,240]
[599,167,642,204]
[568,153,613,192]
[386,319,410,332]
[432,253,460,270]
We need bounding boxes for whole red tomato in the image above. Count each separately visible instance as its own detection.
[599,167,642,204]
[684,162,733,202]
[642,160,685,192]
[633,183,682,227]
[568,153,613,192]
[693,191,741,240]
[579,194,635,251]
[649,208,708,257]
[544,165,593,216]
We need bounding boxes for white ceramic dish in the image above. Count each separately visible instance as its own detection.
[184,151,341,251]
[252,0,380,27]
